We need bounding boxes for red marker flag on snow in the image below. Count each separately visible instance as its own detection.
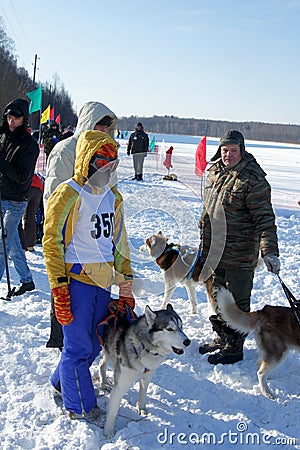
[195,136,208,176]
[55,114,61,124]
[50,107,55,121]
[163,146,173,170]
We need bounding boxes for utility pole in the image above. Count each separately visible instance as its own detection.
[32,54,38,88]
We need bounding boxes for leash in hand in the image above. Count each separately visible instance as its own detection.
[277,274,300,327]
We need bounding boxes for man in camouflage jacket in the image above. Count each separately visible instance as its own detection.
[195,130,280,365]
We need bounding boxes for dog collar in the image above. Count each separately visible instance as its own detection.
[132,342,161,358]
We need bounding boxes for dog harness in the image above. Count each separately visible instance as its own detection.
[162,243,201,278]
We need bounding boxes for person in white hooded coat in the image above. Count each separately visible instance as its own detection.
[44,101,117,349]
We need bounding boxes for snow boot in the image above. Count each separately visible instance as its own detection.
[68,405,104,422]
[199,315,226,354]
[12,280,35,296]
[207,327,245,365]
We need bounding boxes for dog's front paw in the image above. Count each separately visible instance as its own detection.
[137,405,148,416]
[258,381,276,400]
[261,388,275,400]
[103,424,115,440]
[100,379,113,392]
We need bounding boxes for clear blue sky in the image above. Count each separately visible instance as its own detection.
[1,0,299,124]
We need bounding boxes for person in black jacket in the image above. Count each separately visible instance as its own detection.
[0,98,39,295]
[127,122,149,180]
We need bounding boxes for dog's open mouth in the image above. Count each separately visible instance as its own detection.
[172,346,184,355]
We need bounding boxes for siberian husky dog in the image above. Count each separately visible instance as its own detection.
[139,232,199,313]
[217,287,300,399]
[99,304,191,439]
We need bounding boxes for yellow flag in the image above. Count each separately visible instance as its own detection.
[41,105,50,123]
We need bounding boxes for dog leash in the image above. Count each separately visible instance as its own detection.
[277,274,300,327]
[96,301,137,346]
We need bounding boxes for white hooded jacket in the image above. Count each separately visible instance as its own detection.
[43,101,116,209]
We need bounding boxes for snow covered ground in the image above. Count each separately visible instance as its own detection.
[0,134,299,449]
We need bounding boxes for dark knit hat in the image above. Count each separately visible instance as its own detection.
[4,98,28,119]
[211,130,251,161]
[2,98,29,130]
[136,122,143,129]
[4,106,23,118]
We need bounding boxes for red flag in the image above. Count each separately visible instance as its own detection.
[55,114,61,124]
[163,146,173,170]
[195,136,208,176]
[50,107,55,121]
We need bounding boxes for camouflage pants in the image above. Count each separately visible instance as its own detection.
[207,267,254,316]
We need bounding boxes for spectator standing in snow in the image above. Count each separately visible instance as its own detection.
[194,130,280,365]
[43,129,134,420]
[127,122,149,180]
[0,98,39,295]
[19,172,44,252]
[44,101,117,350]
[61,125,74,140]
[42,121,62,159]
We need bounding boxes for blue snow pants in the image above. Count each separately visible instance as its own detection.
[51,278,111,414]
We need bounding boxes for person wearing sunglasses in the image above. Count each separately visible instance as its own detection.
[44,104,117,352]
[43,129,134,421]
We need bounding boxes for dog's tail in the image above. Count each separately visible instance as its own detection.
[217,287,259,334]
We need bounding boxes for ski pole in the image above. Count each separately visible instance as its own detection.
[0,192,14,300]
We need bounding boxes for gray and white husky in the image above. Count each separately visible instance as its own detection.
[99,304,191,439]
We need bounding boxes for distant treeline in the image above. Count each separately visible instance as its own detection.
[0,17,77,129]
[117,116,300,144]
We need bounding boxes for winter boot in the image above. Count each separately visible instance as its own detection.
[207,326,245,365]
[199,315,226,354]
[12,280,35,296]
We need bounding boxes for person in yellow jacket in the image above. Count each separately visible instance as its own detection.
[43,127,135,420]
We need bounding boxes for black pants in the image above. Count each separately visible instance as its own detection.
[18,187,43,249]
[208,267,254,315]
[46,292,64,349]
[23,186,43,247]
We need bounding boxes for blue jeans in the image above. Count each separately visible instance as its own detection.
[0,199,33,283]
[51,279,111,414]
